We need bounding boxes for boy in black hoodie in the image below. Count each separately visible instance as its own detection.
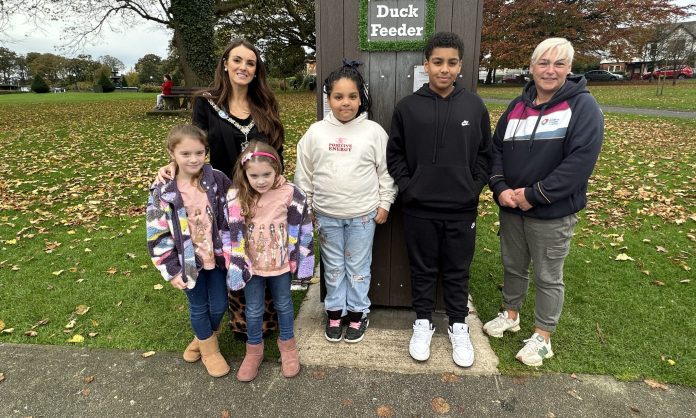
[387,32,492,368]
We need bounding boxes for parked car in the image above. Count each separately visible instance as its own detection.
[642,66,693,80]
[583,70,624,81]
[501,72,530,84]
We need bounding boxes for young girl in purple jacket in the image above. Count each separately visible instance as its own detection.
[146,124,232,378]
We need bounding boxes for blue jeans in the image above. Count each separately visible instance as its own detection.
[316,209,377,315]
[244,272,294,345]
[185,267,228,340]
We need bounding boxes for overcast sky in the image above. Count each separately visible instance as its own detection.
[1,1,693,72]
[3,13,171,71]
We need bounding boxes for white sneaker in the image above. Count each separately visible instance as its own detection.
[290,283,308,291]
[409,319,435,361]
[448,323,474,367]
[516,333,554,367]
[483,311,521,338]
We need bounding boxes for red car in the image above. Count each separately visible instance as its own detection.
[642,66,693,80]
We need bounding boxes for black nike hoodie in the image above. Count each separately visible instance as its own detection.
[387,83,492,220]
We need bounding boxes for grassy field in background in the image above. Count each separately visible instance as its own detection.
[0,91,693,386]
[478,79,696,111]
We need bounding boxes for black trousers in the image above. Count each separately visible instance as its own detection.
[403,213,476,323]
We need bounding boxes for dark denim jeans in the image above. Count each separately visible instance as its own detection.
[185,267,228,340]
[243,272,294,345]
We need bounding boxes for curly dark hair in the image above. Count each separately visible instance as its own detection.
[322,59,371,116]
[425,32,464,60]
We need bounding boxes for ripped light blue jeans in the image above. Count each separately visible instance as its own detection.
[316,209,377,315]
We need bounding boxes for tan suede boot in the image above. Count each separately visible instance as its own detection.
[183,337,200,363]
[236,342,264,382]
[183,329,222,363]
[277,337,300,378]
[198,334,230,377]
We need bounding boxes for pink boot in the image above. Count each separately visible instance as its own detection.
[277,337,300,378]
[237,342,264,382]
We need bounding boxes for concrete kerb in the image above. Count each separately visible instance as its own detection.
[294,283,499,375]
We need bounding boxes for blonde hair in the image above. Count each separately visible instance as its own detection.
[165,124,209,184]
[232,140,282,222]
[530,38,574,66]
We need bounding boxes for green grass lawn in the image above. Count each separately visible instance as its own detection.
[478,79,696,111]
[0,91,694,386]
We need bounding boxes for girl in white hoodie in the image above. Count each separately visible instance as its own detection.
[294,60,397,344]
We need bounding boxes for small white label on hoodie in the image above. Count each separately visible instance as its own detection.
[461,120,470,127]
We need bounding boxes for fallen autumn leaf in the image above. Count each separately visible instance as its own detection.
[376,405,395,418]
[644,379,668,390]
[431,397,450,414]
[566,389,583,400]
[75,305,91,315]
[615,253,634,261]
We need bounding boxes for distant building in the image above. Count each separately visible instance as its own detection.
[601,20,696,79]
[305,60,316,76]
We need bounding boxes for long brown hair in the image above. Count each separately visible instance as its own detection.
[166,124,209,185]
[200,39,284,150]
[232,140,283,222]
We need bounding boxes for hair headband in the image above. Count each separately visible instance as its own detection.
[242,151,277,165]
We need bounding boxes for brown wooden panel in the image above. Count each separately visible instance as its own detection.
[318,0,346,119]
[395,51,423,104]
[387,201,411,307]
[343,0,371,96]
[435,0,453,32]
[471,0,484,94]
[368,219,392,305]
[343,0,363,61]
[453,0,481,91]
[315,0,322,120]
[368,52,397,131]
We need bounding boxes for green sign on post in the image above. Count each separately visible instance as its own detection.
[359,0,437,51]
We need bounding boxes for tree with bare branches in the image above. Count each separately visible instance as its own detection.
[0,0,252,86]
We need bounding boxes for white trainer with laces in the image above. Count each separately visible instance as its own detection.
[483,311,521,338]
[516,333,554,367]
[409,319,435,361]
[448,323,474,367]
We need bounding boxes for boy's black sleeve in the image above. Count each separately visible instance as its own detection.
[473,107,492,193]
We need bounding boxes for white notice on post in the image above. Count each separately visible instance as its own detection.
[413,65,428,92]
[322,92,330,118]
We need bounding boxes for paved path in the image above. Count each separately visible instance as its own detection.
[2,342,694,417]
[1,283,695,417]
[482,97,696,119]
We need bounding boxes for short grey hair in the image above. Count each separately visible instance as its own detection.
[530,38,574,66]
